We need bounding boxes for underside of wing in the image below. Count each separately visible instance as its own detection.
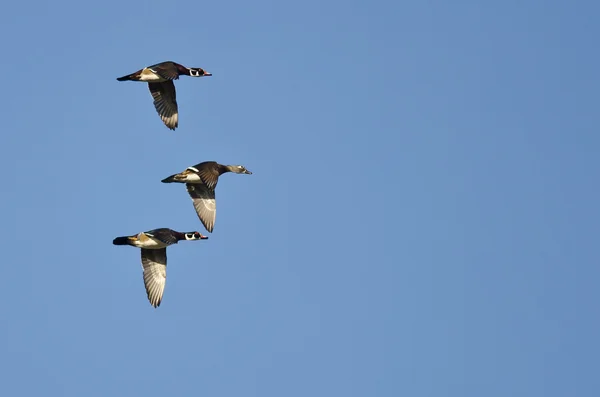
[148,81,179,130]
[186,184,216,233]
[141,248,167,308]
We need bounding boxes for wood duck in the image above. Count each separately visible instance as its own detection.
[116,61,212,130]
[161,161,252,233]
[113,228,208,308]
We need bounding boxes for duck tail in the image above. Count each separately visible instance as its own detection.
[116,74,134,81]
[161,174,179,183]
[113,236,133,246]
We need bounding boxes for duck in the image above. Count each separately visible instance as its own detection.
[116,61,212,130]
[113,228,208,308]
[161,161,253,233]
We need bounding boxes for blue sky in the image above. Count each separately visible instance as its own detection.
[1,0,599,396]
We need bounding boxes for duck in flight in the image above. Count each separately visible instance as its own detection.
[161,161,252,233]
[116,61,212,130]
[113,228,208,308]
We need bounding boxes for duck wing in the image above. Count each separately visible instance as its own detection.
[148,81,178,130]
[145,228,179,245]
[186,183,216,233]
[141,248,167,308]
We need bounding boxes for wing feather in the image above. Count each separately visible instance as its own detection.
[186,184,216,233]
[148,81,178,130]
[141,248,167,308]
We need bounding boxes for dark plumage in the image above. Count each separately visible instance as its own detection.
[112,228,208,308]
[161,161,252,233]
[116,61,212,130]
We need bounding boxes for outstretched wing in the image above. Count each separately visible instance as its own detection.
[194,163,221,190]
[141,248,167,308]
[148,81,178,130]
[186,183,216,233]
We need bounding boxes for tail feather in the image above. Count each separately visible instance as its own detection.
[161,174,179,183]
[116,74,133,81]
[113,236,133,246]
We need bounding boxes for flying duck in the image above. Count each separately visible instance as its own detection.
[161,161,253,233]
[113,228,208,308]
[116,61,212,130]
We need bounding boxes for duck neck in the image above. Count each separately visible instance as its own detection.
[173,231,187,241]
[218,164,232,175]
[174,63,189,76]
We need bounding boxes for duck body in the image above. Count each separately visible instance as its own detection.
[125,68,169,82]
[116,61,200,82]
[161,161,252,187]
[161,162,252,233]
[113,228,208,308]
[116,61,212,130]
[113,227,203,248]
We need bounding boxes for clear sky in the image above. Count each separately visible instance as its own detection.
[1,0,599,396]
